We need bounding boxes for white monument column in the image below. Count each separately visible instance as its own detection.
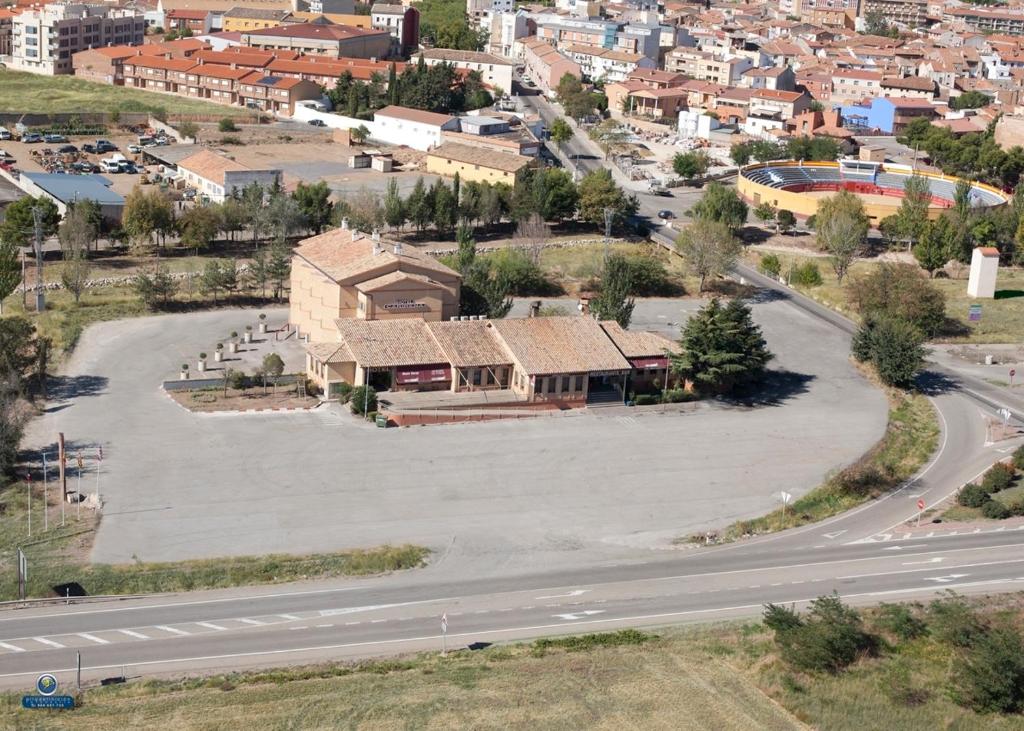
[967,247,999,299]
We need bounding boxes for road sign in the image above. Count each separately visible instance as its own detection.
[917,499,925,510]
[968,304,982,322]
[1011,369,1017,386]
[22,696,74,710]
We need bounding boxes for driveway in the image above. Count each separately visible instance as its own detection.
[24,298,888,578]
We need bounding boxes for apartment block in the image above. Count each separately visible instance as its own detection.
[860,0,929,27]
[11,3,144,75]
[665,48,752,86]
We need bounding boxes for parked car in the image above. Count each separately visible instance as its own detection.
[81,143,97,154]
[657,209,675,220]
[95,140,117,153]
[22,133,43,143]
[43,134,68,144]
[182,188,197,200]
[127,144,143,154]
[0,127,11,140]
[71,161,96,173]
[307,119,326,127]
[58,145,78,154]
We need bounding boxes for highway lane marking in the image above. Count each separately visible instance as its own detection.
[902,558,944,565]
[0,642,24,653]
[197,622,227,631]
[32,637,64,649]
[238,619,265,626]
[838,557,1024,581]
[278,614,300,621]
[77,633,109,645]
[118,630,149,640]
[554,611,605,621]
[924,574,969,583]
[535,590,588,600]
[316,624,332,628]
[0,585,368,623]
[10,578,1024,682]
[155,625,190,636]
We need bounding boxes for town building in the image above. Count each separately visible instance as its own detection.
[836,96,938,134]
[420,48,514,92]
[240,20,392,59]
[370,4,419,56]
[522,37,582,98]
[425,141,533,184]
[176,148,281,203]
[664,48,752,86]
[221,7,293,33]
[237,72,322,115]
[308,0,356,15]
[10,3,145,75]
[372,105,460,151]
[0,9,16,58]
[563,44,655,83]
[165,9,212,34]
[945,6,1024,35]
[487,10,528,59]
[861,0,929,26]
[17,172,124,223]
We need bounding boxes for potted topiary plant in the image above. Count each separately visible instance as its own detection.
[180,363,189,380]
[258,313,267,334]
[244,325,253,344]
[197,353,207,372]
[214,343,224,362]
[229,332,239,353]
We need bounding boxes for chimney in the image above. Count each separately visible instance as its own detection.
[393,240,402,255]
[528,300,541,318]
[340,217,349,230]
[371,229,382,255]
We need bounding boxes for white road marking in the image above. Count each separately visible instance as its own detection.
[0,642,25,653]
[197,622,227,631]
[344,622,360,626]
[155,625,190,636]
[315,624,332,628]
[535,590,588,600]
[77,633,109,645]
[822,530,847,540]
[238,618,265,626]
[370,620,386,624]
[278,614,300,621]
[118,629,149,640]
[924,574,969,583]
[32,637,65,649]
[554,610,605,620]
[902,557,944,566]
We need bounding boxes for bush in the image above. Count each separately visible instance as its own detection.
[350,385,377,415]
[218,117,239,133]
[488,248,548,296]
[981,462,1016,493]
[848,263,946,336]
[958,483,990,508]
[764,593,877,674]
[229,370,250,391]
[950,626,1024,713]
[331,382,353,403]
[663,388,696,403]
[788,261,823,287]
[928,594,987,648]
[981,500,1010,520]
[619,254,675,296]
[1012,446,1024,470]
[851,316,926,389]
[1006,498,1024,517]
[760,253,782,278]
[633,393,658,406]
[219,136,244,146]
[874,603,928,641]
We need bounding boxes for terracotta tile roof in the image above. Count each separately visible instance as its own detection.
[195,64,252,79]
[426,320,512,367]
[429,142,531,173]
[307,341,354,363]
[420,48,511,65]
[178,148,247,184]
[334,318,448,368]
[491,317,630,376]
[599,321,679,358]
[125,55,197,72]
[192,49,274,67]
[294,227,458,283]
[881,75,935,91]
[375,105,455,127]
[354,270,433,292]
[243,21,386,41]
[752,89,804,102]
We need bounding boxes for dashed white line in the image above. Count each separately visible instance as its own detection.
[344,621,360,626]
[197,622,227,631]
[238,618,265,626]
[118,629,149,640]
[278,614,300,621]
[155,625,190,636]
[315,624,332,628]
[77,633,110,645]
[32,637,65,649]
[0,641,25,653]
[370,619,386,624]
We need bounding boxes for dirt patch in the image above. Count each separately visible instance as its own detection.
[169,387,317,413]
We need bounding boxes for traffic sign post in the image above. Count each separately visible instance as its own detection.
[440,612,448,656]
[1011,369,1017,387]
[917,498,925,528]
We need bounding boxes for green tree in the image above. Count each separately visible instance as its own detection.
[260,352,285,394]
[777,209,797,235]
[406,177,432,233]
[67,198,103,247]
[455,224,476,273]
[292,181,333,234]
[950,90,992,111]
[673,150,710,180]
[178,205,219,254]
[851,316,926,388]
[267,195,306,245]
[730,142,752,166]
[950,627,1024,713]
[590,254,636,328]
[576,169,637,226]
[383,177,406,231]
[849,263,946,336]
[815,190,869,283]
[670,298,773,395]
[764,593,876,674]
[0,238,19,315]
[133,264,177,309]
[891,174,932,250]
[432,180,457,237]
[200,259,229,303]
[675,219,741,293]
[549,117,573,148]
[176,120,199,141]
[754,202,776,227]
[691,182,748,232]
[350,385,377,415]
[218,118,238,133]
[240,182,268,245]
[57,208,94,304]
[248,248,270,298]
[0,196,59,248]
[217,198,246,242]
[914,216,953,276]
[266,241,291,300]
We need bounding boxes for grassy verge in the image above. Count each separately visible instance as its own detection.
[0,478,426,600]
[6,597,1024,730]
[716,384,939,541]
[744,249,1024,343]
[0,69,252,117]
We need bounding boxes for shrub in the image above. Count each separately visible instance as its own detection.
[1013,446,1024,470]
[764,593,877,674]
[883,662,931,707]
[928,594,987,648]
[848,263,946,336]
[633,393,658,406]
[619,254,675,296]
[332,382,353,403]
[229,370,250,391]
[875,603,928,641]
[981,462,1016,493]
[950,627,1024,714]
[663,388,696,403]
[488,248,548,296]
[981,500,1010,520]
[958,483,990,508]
[1006,498,1024,517]
[851,316,926,389]
[219,136,244,146]
[760,253,782,278]
[218,117,239,133]
[350,385,377,415]
[788,261,823,287]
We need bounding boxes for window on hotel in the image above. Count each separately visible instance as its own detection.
[485,370,494,385]
[472,369,482,386]
[500,367,508,385]
[574,375,583,391]
[535,377,543,393]
[547,378,556,394]
[561,376,570,392]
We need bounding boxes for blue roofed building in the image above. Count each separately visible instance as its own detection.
[834,97,938,135]
[18,172,126,224]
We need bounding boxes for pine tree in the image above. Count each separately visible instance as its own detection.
[266,242,291,300]
[914,217,951,276]
[383,177,406,230]
[406,177,431,233]
[387,63,399,105]
[455,225,476,273]
[590,254,635,328]
[670,299,773,395]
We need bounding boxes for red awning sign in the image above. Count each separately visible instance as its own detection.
[630,357,669,370]
[395,366,452,385]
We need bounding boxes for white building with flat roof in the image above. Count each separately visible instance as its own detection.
[11,3,144,75]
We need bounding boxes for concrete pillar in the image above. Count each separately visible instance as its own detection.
[967,246,999,299]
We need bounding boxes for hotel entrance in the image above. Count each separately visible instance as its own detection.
[587,371,627,406]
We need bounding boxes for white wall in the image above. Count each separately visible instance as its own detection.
[374,114,456,151]
[292,103,377,134]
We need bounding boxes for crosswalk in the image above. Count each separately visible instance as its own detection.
[0,612,307,656]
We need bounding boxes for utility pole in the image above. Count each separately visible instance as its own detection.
[17,549,26,600]
[603,207,614,265]
[32,205,45,313]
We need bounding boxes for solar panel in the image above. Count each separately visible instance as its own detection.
[258,75,282,85]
